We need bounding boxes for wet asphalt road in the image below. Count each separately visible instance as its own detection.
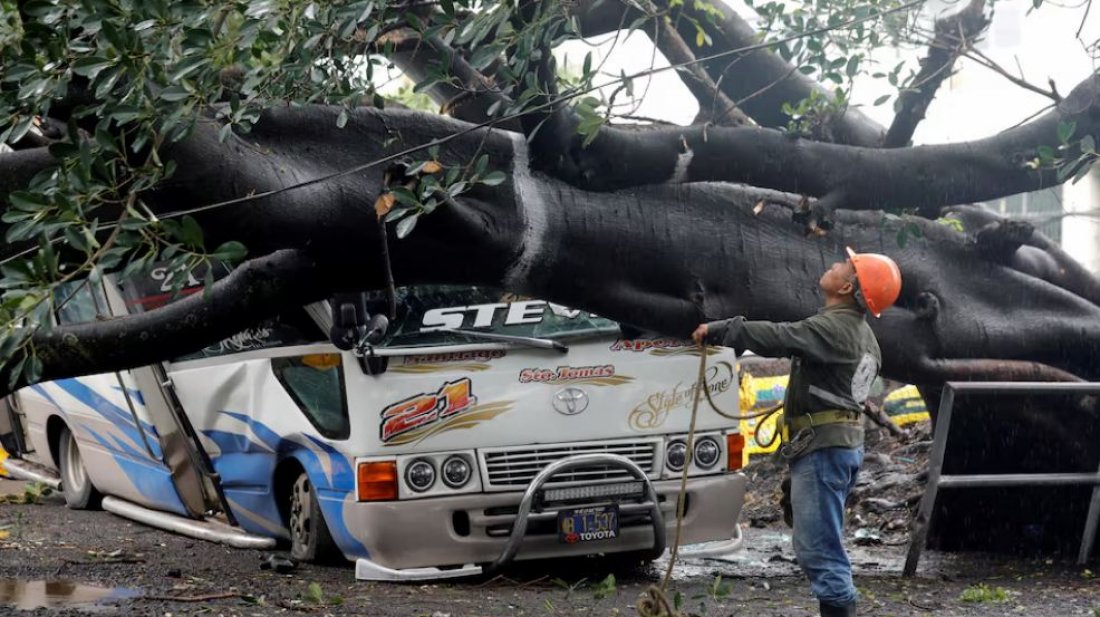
[0,479,1098,616]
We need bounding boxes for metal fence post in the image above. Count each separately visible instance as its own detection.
[903,385,955,576]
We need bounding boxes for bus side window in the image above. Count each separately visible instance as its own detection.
[271,355,350,440]
[53,280,108,325]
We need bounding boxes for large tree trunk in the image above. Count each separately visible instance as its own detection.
[6,105,1100,394]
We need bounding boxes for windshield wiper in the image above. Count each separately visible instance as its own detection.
[439,328,568,353]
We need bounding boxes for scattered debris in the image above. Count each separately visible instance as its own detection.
[853,528,884,546]
[0,482,54,505]
[138,591,247,603]
[959,583,1010,603]
[260,554,298,574]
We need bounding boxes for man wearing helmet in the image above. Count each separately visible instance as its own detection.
[692,247,902,617]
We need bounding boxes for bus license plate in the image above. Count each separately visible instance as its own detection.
[558,504,619,544]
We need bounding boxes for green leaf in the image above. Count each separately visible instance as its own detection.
[71,56,115,79]
[479,171,506,186]
[170,56,210,82]
[306,582,324,604]
[694,25,711,47]
[159,85,192,102]
[8,191,48,212]
[180,216,204,248]
[24,353,42,385]
[7,354,26,391]
[212,240,247,263]
[469,45,499,71]
[1058,121,1077,144]
[873,94,891,106]
[395,213,419,238]
[846,56,860,78]
[1082,135,1096,154]
[391,187,419,207]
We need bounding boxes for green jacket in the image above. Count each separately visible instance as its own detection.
[705,304,881,457]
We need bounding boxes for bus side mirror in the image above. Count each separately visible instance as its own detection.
[364,313,389,345]
[329,292,392,375]
[329,292,390,350]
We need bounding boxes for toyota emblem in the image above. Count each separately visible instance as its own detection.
[552,387,589,415]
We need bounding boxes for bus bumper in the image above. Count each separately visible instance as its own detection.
[350,463,746,581]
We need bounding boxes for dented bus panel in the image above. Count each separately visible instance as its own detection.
[1,275,746,580]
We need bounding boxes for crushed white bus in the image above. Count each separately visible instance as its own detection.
[1,268,746,580]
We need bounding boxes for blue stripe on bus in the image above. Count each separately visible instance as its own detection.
[205,412,369,558]
[84,427,188,516]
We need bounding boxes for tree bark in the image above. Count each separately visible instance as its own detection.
[523,72,1100,216]
[6,106,1100,395]
[6,250,331,390]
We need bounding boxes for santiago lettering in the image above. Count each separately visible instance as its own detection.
[404,349,506,365]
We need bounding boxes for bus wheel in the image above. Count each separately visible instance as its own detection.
[287,471,339,563]
[58,426,102,510]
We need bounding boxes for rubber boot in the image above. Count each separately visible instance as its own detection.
[819,601,856,617]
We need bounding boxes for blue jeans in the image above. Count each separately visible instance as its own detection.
[789,446,864,606]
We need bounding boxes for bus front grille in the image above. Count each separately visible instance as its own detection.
[479,439,660,491]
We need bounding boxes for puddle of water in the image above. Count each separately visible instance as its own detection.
[0,580,138,611]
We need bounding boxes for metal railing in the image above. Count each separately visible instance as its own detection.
[903,382,1100,576]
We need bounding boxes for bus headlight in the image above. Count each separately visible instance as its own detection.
[666,441,687,471]
[441,455,472,488]
[405,459,436,492]
[694,437,721,469]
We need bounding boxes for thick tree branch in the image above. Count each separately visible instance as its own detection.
[946,204,1100,308]
[884,0,989,147]
[528,72,1100,220]
[1,250,335,395]
[387,30,519,129]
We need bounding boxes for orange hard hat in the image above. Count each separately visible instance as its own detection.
[845,247,902,318]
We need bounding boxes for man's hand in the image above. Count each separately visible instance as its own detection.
[691,323,708,345]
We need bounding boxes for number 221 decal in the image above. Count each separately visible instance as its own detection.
[381,378,478,442]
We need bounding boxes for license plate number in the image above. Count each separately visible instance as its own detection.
[558,504,619,544]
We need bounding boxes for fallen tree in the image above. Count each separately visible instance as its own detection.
[0,0,1097,399]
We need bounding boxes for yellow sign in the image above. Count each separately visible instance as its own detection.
[0,444,9,477]
[883,384,931,426]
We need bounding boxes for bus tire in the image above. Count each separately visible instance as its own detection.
[287,471,339,563]
[58,426,102,510]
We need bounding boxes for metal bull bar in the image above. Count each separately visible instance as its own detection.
[484,452,666,575]
[904,382,1100,576]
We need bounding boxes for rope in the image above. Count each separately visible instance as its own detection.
[636,343,783,617]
